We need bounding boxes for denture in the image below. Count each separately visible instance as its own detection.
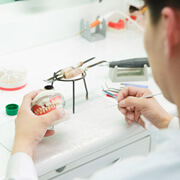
[31,90,65,116]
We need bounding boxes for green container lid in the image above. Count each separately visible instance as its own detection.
[6,104,19,116]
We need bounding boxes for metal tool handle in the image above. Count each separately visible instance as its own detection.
[109,57,149,68]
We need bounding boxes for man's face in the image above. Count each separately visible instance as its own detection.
[144,8,173,102]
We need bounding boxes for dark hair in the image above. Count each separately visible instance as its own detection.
[144,0,180,24]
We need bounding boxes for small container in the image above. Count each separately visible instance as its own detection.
[6,104,19,116]
[0,66,27,91]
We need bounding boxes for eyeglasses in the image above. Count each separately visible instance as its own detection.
[142,7,146,14]
[129,5,146,14]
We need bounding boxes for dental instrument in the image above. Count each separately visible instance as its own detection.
[108,57,149,68]
[54,57,96,75]
[108,58,149,82]
[45,58,106,83]
[102,85,118,99]
[104,83,148,96]
[103,90,118,99]
[139,93,162,99]
[109,93,163,107]
[104,86,120,94]
[120,83,148,89]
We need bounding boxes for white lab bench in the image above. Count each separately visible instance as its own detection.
[0,30,177,180]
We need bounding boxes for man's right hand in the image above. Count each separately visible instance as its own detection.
[11,91,65,158]
[117,86,173,129]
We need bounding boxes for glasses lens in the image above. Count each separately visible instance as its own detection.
[129,5,140,13]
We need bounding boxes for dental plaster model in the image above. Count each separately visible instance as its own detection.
[31,89,69,126]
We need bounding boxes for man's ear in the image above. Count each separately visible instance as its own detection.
[162,8,180,58]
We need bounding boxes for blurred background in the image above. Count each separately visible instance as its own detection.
[0,0,142,55]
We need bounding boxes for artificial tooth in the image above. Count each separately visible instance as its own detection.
[45,102,50,107]
[56,104,60,109]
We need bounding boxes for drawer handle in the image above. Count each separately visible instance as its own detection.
[112,158,122,164]
[56,166,66,173]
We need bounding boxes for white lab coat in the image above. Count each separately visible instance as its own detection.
[5,117,180,180]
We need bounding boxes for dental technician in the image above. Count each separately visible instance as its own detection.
[5,0,180,179]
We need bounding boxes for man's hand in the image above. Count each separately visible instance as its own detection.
[117,87,173,129]
[11,91,65,158]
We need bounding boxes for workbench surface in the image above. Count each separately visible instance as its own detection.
[0,30,177,179]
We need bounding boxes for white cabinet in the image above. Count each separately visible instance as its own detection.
[0,144,10,179]
[40,135,150,180]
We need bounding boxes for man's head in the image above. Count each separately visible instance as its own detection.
[144,0,180,24]
[143,0,180,105]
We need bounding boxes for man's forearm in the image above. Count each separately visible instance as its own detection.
[11,136,36,158]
